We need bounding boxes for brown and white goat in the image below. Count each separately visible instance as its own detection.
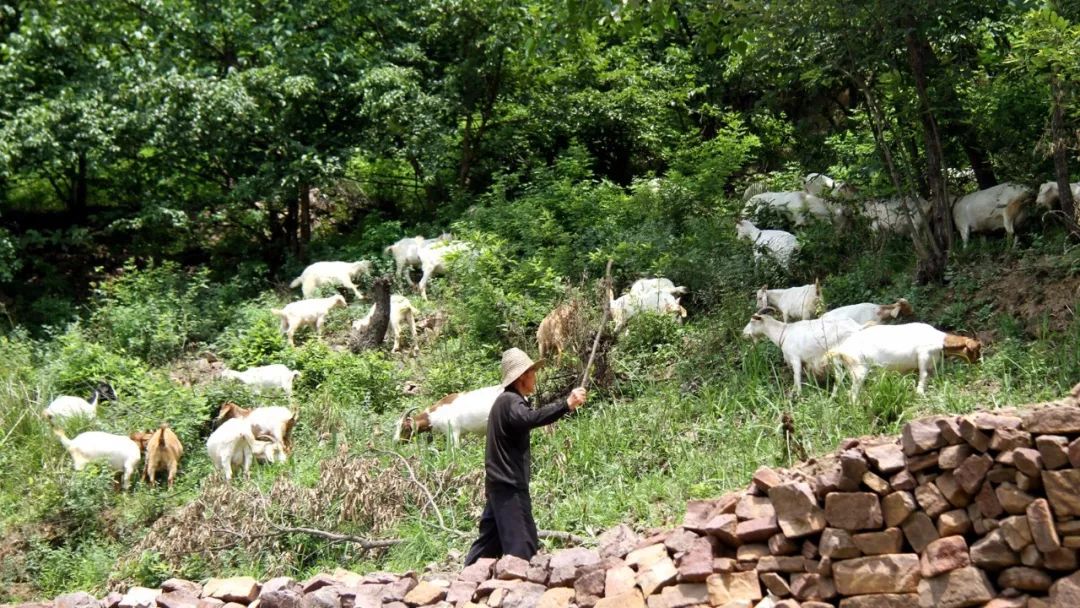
[537,300,581,361]
[131,423,184,488]
[395,384,503,447]
[215,402,297,454]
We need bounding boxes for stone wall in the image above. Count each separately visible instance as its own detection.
[12,385,1080,608]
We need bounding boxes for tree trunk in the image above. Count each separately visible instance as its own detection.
[1051,72,1075,222]
[904,25,951,284]
[299,183,312,259]
[70,151,88,220]
[458,113,474,191]
[959,137,998,190]
[349,277,390,353]
[284,193,299,257]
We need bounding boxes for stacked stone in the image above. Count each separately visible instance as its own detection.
[15,387,1080,608]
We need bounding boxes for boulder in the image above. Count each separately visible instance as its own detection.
[833,554,920,595]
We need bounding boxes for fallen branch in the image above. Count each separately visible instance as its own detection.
[372,447,447,529]
[270,525,403,549]
[539,529,589,545]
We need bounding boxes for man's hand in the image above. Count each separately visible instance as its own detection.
[567,387,587,410]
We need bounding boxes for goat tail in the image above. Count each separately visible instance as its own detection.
[384,245,394,255]
[289,275,303,289]
[270,308,286,318]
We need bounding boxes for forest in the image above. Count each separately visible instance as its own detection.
[1,0,1079,600]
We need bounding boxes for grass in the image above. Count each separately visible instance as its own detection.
[1,227,1078,601]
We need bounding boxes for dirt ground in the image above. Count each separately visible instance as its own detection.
[981,255,1079,336]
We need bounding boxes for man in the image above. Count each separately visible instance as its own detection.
[463,347,587,565]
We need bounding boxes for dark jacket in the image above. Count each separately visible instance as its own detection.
[484,387,569,490]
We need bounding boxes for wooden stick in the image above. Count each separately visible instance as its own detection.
[580,259,613,389]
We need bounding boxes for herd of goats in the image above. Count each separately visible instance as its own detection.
[38,171,1076,491]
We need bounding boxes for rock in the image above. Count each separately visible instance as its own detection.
[936,416,963,443]
[768,482,826,539]
[56,593,100,608]
[257,591,301,608]
[704,513,740,547]
[901,511,940,553]
[594,590,644,608]
[636,557,678,596]
[260,579,299,598]
[971,529,1020,571]
[300,576,336,595]
[706,572,762,605]
[976,481,1006,518]
[658,583,708,608]
[736,517,780,543]
[459,558,496,584]
[496,555,531,580]
[825,492,883,531]
[625,543,668,569]
[535,588,574,608]
[682,502,718,535]
[865,443,906,474]
[664,528,700,554]
[573,569,605,607]
[996,482,1036,514]
[990,427,1033,452]
[1051,570,1080,607]
[161,582,201,598]
[1022,406,1080,434]
[768,532,798,556]
[882,491,916,527]
[902,417,946,455]
[752,467,784,493]
[548,548,600,587]
[920,536,971,577]
[1027,498,1062,552]
[155,594,197,608]
[907,451,940,473]
[351,585,385,608]
[934,472,971,508]
[840,449,870,490]
[998,566,1052,592]
[788,573,836,602]
[1044,547,1079,571]
[833,554,920,595]
[446,581,478,606]
[605,565,637,597]
[500,582,547,608]
[736,496,777,521]
[301,587,339,608]
[853,527,904,555]
[915,482,951,517]
[958,418,991,452]
[819,528,861,559]
[1043,469,1080,517]
[954,454,993,495]
[755,556,806,573]
[1036,435,1070,470]
[917,566,995,608]
[204,579,260,605]
[1013,448,1044,477]
[939,444,973,469]
[736,543,770,561]
[937,509,971,537]
[119,589,159,608]
[759,573,791,598]
[527,554,551,585]
[837,595,919,608]
[382,577,417,602]
[676,537,715,582]
[861,471,891,495]
[194,600,222,608]
[999,515,1034,551]
[403,582,445,607]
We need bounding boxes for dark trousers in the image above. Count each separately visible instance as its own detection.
[463,483,538,565]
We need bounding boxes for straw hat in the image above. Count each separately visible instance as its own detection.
[500,347,543,387]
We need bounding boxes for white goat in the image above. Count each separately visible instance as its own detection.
[1036,181,1080,210]
[206,418,278,480]
[861,196,930,235]
[396,384,504,447]
[271,294,347,347]
[289,260,373,300]
[744,191,843,226]
[741,311,862,394]
[216,402,297,455]
[952,182,1034,247]
[352,294,419,352]
[417,241,469,300]
[52,428,141,490]
[820,299,914,326]
[629,278,687,297]
[219,364,300,397]
[756,282,820,322]
[826,323,982,399]
[735,220,799,269]
[386,234,451,282]
[609,287,687,334]
[42,382,116,421]
[803,173,857,200]
[742,180,769,202]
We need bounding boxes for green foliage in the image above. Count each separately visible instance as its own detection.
[294,343,401,414]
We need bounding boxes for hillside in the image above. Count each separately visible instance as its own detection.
[3,0,1080,603]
